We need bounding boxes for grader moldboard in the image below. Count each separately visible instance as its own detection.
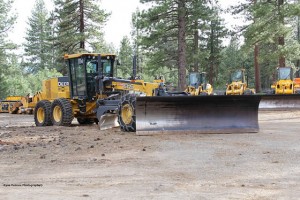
[31,53,264,135]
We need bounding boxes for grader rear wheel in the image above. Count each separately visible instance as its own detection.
[51,98,73,126]
[34,100,53,126]
[118,95,136,132]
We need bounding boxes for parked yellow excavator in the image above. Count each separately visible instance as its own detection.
[185,72,213,95]
[3,53,261,134]
[226,69,255,95]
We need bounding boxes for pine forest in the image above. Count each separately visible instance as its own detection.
[1,0,300,98]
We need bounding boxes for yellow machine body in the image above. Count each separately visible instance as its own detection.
[271,79,294,94]
[185,72,213,95]
[271,67,300,94]
[0,96,22,113]
[226,69,255,95]
[1,77,70,114]
[185,84,213,95]
[109,79,163,96]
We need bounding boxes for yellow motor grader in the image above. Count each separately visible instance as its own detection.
[32,53,262,134]
[34,53,166,130]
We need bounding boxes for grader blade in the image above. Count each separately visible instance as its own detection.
[99,113,119,130]
[135,95,261,135]
[259,94,300,110]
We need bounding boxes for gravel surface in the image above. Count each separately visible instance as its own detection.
[0,111,299,200]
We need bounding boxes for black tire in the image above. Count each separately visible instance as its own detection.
[118,95,136,132]
[34,100,53,126]
[51,98,74,126]
[77,118,94,125]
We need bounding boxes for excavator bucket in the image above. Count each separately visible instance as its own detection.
[259,94,300,110]
[135,95,261,135]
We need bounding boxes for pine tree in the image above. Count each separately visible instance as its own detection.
[117,36,133,78]
[23,0,53,73]
[0,0,16,98]
[54,0,109,53]
[201,14,227,85]
[253,0,300,62]
[52,0,109,73]
[136,0,227,90]
[232,0,300,90]
[137,0,188,90]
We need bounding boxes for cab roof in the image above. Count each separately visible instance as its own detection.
[64,53,116,59]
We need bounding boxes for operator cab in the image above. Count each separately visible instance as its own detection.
[230,69,245,83]
[277,67,293,80]
[188,72,207,89]
[65,53,116,100]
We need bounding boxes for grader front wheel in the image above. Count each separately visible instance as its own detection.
[118,95,136,132]
[51,98,74,126]
[34,100,53,126]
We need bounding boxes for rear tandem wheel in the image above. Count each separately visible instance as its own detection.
[34,100,53,126]
[51,98,74,126]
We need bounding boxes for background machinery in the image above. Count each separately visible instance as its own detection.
[270,67,300,94]
[226,69,255,95]
[185,72,213,95]
[0,96,22,113]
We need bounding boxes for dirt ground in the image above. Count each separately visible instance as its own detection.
[0,111,299,200]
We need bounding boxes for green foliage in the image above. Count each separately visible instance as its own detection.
[23,0,53,73]
[53,0,109,53]
[230,0,300,90]
[0,0,17,98]
[26,68,62,95]
[2,55,31,97]
[52,0,110,73]
[217,37,244,89]
[1,54,62,98]
[134,0,227,89]
[117,36,133,78]
[0,0,16,51]
[243,0,300,56]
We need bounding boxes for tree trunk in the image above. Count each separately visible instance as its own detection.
[193,20,199,72]
[254,44,261,92]
[209,21,214,85]
[177,0,187,91]
[79,0,85,49]
[253,0,261,92]
[297,1,300,67]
